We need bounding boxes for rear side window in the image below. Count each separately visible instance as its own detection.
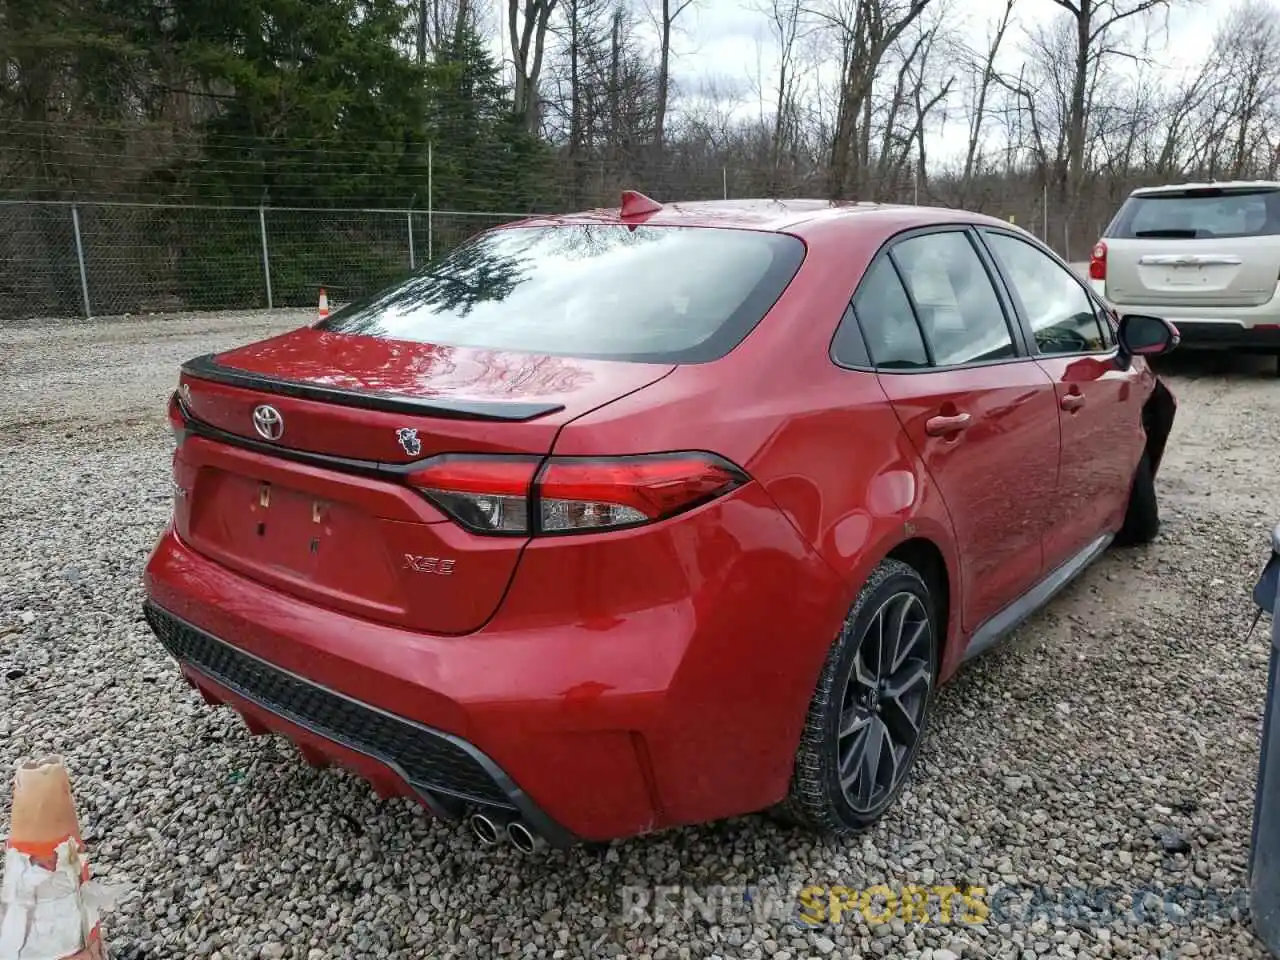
[318,224,806,363]
[1107,187,1280,239]
[848,258,928,369]
[830,303,872,367]
[891,232,1017,366]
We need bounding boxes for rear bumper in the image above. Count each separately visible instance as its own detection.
[1161,320,1280,351]
[142,484,848,842]
[143,601,576,846]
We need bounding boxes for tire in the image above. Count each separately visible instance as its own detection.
[1116,451,1160,546]
[774,559,939,835]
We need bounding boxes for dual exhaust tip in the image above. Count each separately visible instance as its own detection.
[468,811,543,853]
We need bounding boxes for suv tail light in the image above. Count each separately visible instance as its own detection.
[1089,241,1107,280]
[406,453,749,536]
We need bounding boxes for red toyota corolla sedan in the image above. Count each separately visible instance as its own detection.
[143,194,1179,851]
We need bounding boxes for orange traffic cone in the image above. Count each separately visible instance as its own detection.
[0,758,112,959]
[317,287,330,320]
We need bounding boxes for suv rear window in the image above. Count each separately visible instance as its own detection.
[1106,187,1280,239]
[318,224,806,363]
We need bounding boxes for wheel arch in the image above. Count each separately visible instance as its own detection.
[884,535,959,678]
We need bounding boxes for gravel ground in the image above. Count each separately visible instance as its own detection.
[2,311,1279,960]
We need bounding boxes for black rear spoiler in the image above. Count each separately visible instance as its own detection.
[180,353,565,422]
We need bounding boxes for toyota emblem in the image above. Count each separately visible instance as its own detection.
[252,404,285,441]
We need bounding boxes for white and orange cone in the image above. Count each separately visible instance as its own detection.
[317,287,330,320]
[0,758,114,959]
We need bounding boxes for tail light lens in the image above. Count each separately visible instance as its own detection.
[406,453,749,536]
[1089,241,1107,280]
[538,455,747,532]
[407,456,536,535]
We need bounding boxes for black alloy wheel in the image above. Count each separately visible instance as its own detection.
[836,590,933,814]
[776,559,939,834]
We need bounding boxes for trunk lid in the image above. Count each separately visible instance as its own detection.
[173,327,674,634]
[1103,184,1280,308]
[1104,236,1280,307]
[180,327,674,462]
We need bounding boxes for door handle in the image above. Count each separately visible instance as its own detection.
[1060,393,1086,412]
[925,413,972,437]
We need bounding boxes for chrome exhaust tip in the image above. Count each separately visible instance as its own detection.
[506,820,544,854]
[468,812,503,846]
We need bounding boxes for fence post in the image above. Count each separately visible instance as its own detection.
[427,143,434,263]
[407,210,416,270]
[71,204,91,319]
[258,205,274,309]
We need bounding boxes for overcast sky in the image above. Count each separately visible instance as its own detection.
[677,0,1221,79]
[487,0,1236,165]
[671,0,1227,162]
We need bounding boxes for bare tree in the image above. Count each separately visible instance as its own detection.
[1206,0,1280,177]
[959,0,1017,203]
[760,0,807,192]
[872,12,953,198]
[414,0,480,61]
[510,0,559,133]
[1046,0,1183,202]
[652,0,699,154]
[815,0,933,199]
[1141,68,1204,176]
[904,22,954,198]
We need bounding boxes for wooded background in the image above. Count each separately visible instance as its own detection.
[3,0,1280,317]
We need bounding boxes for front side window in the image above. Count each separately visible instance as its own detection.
[985,232,1108,355]
[890,232,1017,366]
[319,224,806,363]
[1094,299,1117,347]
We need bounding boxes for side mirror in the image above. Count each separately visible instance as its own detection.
[1118,313,1180,358]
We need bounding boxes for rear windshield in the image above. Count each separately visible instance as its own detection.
[318,224,806,363]
[1106,187,1280,239]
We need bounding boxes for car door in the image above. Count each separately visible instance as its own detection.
[852,228,1061,633]
[979,228,1146,570]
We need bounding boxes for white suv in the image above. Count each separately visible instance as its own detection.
[1090,180,1280,370]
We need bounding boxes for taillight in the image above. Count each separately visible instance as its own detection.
[407,456,537,535]
[537,455,747,532]
[406,453,749,536]
[1089,241,1107,280]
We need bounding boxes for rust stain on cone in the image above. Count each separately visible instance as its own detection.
[9,758,84,866]
[1,757,109,959]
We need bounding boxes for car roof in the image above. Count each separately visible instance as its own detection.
[503,196,1024,238]
[1129,180,1280,197]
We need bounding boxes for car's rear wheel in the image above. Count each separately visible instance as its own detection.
[1116,451,1159,546]
[775,559,938,835]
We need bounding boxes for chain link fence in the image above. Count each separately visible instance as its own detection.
[0,201,525,321]
[0,194,1101,322]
